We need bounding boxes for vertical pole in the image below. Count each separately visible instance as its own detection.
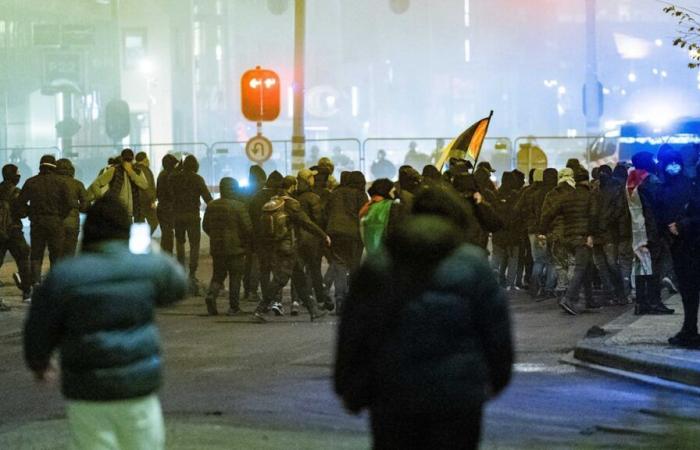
[291,0,306,173]
[61,91,74,156]
[584,0,601,137]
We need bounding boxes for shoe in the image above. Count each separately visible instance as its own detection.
[558,299,579,316]
[205,296,218,316]
[323,301,335,312]
[584,301,603,311]
[291,301,300,316]
[189,278,201,297]
[253,311,267,323]
[668,331,699,347]
[310,309,328,322]
[271,302,285,316]
[22,290,31,302]
[12,273,21,290]
[649,304,675,315]
[662,277,678,294]
[0,299,10,312]
[227,307,241,316]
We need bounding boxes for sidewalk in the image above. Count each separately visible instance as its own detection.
[572,294,700,389]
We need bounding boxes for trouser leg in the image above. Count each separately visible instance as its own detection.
[227,254,245,310]
[505,246,519,289]
[8,232,31,294]
[63,225,79,258]
[243,247,260,297]
[30,222,48,285]
[529,234,547,296]
[299,243,331,305]
[618,240,634,296]
[206,254,227,315]
[174,222,186,267]
[565,245,592,304]
[158,214,174,254]
[187,218,201,277]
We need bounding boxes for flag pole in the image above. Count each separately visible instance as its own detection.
[473,110,494,167]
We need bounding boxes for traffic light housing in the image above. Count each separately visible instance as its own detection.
[241,67,280,122]
[105,99,131,141]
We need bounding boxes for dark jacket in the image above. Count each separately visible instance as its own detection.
[17,170,71,221]
[0,180,24,233]
[156,168,177,221]
[335,217,513,415]
[295,178,324,248]
[202,195,252,257]
[459,193,502,249]
[591,175,626,244]
[492,188,520,247]
[171,170,213,219]
[541,182,593,248]
[23,241,187,401]
[638,174,662,246]
[56,163,89,231]
[326,185,368,240]
[540,183,575,241]
[266,195,327,254]
[249,187,280,238]
[137,164,157,213]
[514,183,543,234]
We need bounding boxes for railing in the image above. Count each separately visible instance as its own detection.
[0,146,61,179]
[361,137,513,180]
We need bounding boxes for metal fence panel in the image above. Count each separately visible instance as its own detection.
[513,136,600,172]
[304,138,362,178]
[362,137,513,181]
[0,147,62,179]
[209,140,289,187]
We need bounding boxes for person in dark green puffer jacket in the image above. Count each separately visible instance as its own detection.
[24,196,187,450]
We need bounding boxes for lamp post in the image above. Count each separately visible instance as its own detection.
[291,0,306,172]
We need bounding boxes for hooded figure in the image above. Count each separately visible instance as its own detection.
[452,173,503,250]
[335,184,513,450]
[171,154,213,291]
[656,149,700,347]
[202,177,252,316]
[0,164,31,302]
[492,172,521,290]
[156,154,180,254]
[55,158,89,257]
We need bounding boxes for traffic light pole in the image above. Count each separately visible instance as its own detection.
[291,0,306,172]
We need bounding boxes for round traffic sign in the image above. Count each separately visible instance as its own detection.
[245,135,273,163]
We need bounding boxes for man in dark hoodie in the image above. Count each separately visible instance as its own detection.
[156,154,179,254]
[0,164,32,302]
[17,155,71,287]
[452,173,502,251]
[515,169,545,297]
[242,165,267,303]
[202,177,252,316]
[656,149,700,346]
[335,184,513,450]
[171,154,213,293]
[249,170,284,302]
[590,164,628,305]
[387,166,421,235]
[135,152,158,233]
[325,171,369,311]
[55,159,89,257]
[492,171,521,290]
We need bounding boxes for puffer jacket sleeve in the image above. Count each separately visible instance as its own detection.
[153,256,187,306]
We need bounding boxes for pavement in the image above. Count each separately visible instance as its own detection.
[572,293,700,390]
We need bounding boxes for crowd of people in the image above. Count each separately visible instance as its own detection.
[1,144,699,348]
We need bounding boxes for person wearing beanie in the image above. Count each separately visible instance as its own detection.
[55,158,89,257]
[247,170,284,303]
[202,177,252,316]
[627,151,673,315]
[17,154,72,287]
[87,148,149,222]
[254,172,330,322]
[24,196,186,450]
[293,167,334,312]
[171,154,213,294]
[134,152,158,234]
[156,154,180,254]
[0,164,31,304]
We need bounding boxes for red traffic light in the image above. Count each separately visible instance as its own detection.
[241,67,281,122]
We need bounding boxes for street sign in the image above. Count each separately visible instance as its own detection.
[62,25,95,46]
[43,53,83,90]
[241,67,281,122]
[245,135,273,163]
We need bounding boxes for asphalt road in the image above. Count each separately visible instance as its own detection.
[1,257,700,449]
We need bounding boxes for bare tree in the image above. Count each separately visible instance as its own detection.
[663,3,700,68]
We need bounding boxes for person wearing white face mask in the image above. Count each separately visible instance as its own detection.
[656,147,700,348]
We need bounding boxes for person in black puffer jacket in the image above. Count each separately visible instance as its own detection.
[202,177,252,316]
[335,185,513,450]
[23,196,186,450]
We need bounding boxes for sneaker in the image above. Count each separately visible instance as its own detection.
[662,277,678,294]
[649,304,675,315]
[12,273,22,290]
[291,301,300,316]
[227,307,241,316]
[253,311,267,323]
[271,302,285,316]
[310,309,328,322]
[205,297,218,316]
[558,299,579,316]
[0,299,10,312]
